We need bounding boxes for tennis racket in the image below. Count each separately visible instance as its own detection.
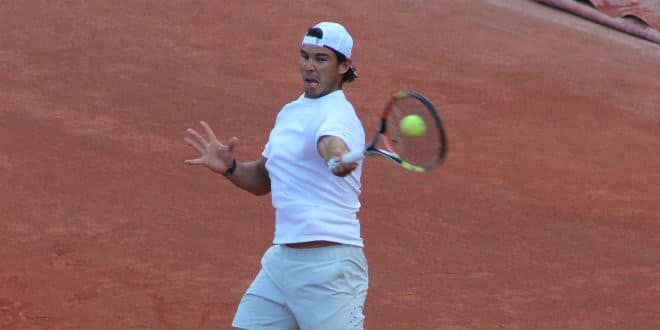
[328,90,448,173]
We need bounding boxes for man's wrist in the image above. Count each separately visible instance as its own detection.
[224,159,237,177]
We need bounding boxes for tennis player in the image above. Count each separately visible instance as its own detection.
[184,22,368,329]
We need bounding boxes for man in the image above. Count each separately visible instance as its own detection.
[184,22,368,330]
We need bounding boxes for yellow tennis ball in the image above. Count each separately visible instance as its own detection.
[399,114,427,137]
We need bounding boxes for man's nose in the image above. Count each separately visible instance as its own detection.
[302,60,315,71]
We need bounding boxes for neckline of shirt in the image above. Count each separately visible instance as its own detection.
[300,90,345,101]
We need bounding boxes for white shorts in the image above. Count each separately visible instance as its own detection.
[232,244,369,330]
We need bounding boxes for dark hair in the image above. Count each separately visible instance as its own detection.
[305,27,358,84]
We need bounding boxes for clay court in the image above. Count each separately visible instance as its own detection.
[1,1,659,329]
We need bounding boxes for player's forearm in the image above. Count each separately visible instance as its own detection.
[317,135,356,177]
[317,135,350,162]
[225,159,271,196]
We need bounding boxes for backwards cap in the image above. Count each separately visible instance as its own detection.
[301,22,353,59]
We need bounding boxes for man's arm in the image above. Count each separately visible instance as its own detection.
[184,121,271,195]
[225,157,271,195]
[317,135,357,177]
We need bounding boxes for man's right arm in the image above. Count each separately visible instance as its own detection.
[225,157,271,196]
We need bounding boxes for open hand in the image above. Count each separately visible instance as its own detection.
[184,121,237,174]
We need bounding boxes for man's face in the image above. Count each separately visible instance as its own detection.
[300,44,349,99]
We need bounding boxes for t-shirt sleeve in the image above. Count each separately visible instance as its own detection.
[262,140,271,158]
[315,108,365,153]
[262,116,278,158]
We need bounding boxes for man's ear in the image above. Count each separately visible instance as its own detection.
[338,59,351,75]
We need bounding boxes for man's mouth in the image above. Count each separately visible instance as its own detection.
[304,77,319,88]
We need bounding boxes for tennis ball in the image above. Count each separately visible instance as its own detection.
[399,114,427,137]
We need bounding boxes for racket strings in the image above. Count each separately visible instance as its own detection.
[386,96,443,169]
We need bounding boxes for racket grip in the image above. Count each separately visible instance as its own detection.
[327,149,365,171]
[341,149,366,163]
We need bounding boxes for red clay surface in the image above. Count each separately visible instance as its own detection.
[1,1,659,329]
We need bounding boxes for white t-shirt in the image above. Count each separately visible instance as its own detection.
[262,90,366,247]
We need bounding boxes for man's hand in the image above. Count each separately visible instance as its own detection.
[328,155,357,177]
[184,121,237,174]
[317,135,358,177]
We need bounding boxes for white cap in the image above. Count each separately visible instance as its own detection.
[301,22,353,59]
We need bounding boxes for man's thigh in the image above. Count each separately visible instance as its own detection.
[288,248,369,330]
[232,269,298,330]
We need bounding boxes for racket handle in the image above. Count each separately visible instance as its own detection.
[327,149,365,171]
[341,149,366,163]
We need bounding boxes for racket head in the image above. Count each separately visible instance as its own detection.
[372,90,448,172]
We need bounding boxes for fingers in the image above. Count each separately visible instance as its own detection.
[184,123,238,169]
[344,161,358,172]
[200,121,218,142]
[227,136,238,151]
[184,137,205,154]
[332,166,351,177]
[186,128,209,146]
[330,156,357,177]
[184,158,204,165]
